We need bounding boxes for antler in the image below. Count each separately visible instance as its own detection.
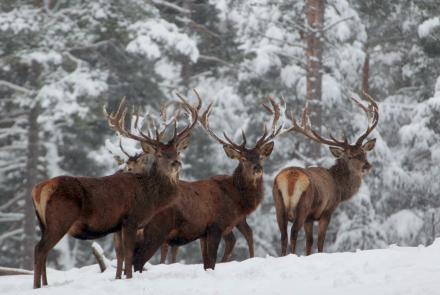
[352,91,379,146]
[199,102,242,149]
[104,97,162,149]
[104,92,201,151]
[283,92,379,149]
[282,103,349,149]
[173,89,202,148]
[255,96,283,148]
[119,139,131,158]
[200,96,283,151]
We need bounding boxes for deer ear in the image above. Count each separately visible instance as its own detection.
[140,142,156,154]
[176,136,191,151]
[329,147,344,158]
[260,142,274,158]
[362,138,376,152]
[223,145,241,159]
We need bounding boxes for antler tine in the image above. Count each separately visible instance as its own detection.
[104,97,163,149]
[240,129,247,148]
[223,132,245,150]
[256,97,283,147]
[354,92,379,146]
[172,90,202,147]
[282,104,347,148]
[156,102,180,141]
[119,139,131,158]
[199,102,234,147]
[192,88,203,111]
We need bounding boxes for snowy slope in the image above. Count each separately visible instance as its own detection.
[2,240,440,295]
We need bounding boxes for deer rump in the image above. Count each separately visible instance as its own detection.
[133,175,262,271]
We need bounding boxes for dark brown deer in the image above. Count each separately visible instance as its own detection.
[273,92,379,256]
[31,95,200,288]
[132,97,282,271]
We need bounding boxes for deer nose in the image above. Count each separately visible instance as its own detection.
[171,160,181,168]
[253,164,263,174]
[363,162,372,172]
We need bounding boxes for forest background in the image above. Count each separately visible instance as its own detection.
[0,0,439,270]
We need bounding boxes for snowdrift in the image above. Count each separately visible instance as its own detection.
[2,240,440,295]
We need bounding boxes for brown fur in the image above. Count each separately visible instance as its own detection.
[273,141,375,256]
[132,144,274,272]
[32,143,186,289]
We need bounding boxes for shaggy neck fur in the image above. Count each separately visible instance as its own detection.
[328,159,362,202]
[149,162,178,189]
[232,163,264,209]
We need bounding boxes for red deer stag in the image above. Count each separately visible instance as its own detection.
[31,95,200,288]
[132,97,282,271]
[273,92,379,256]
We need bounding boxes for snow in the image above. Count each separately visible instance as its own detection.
[2,241,440,294]
[383,210,424,244]
[418,17,440,38]
[127,20,199,62]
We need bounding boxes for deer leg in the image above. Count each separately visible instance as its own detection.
[204,226,222,270]
[236,219,254,258]
[317,216,331,253]
[200,237,208,264]
[34,201,79,289]
[133,220,173,273]
[273,186,288,256]
[171,246,179,263]
[290,206,308,255]
[114,231,124,279]
[34,228,71,288]
[160,243,169,264]
[221,232,236,262]
[41,256,48,286]
[304,220,314,255]
[122,224,137,279]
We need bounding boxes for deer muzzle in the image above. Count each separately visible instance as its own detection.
[362,162,372,174]
[253,164,263,175]
[171,160,182,170]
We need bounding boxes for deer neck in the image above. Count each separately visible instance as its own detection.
[328,159,362,202]
[149,162,179,189]
[232,164,264,204]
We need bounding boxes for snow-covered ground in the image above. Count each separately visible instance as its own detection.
[2,240,440,295]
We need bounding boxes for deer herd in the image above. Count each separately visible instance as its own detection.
[31,90,379,288]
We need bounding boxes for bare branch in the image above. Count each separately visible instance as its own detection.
[0,228,23,243]
[0,80,32,94]
[323,16,354,32]
[151,0,191,14]
[0,194,23,211]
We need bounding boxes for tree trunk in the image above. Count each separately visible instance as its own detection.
[362,49,370,93]
[180,0,193,87]
[22,103,40,270]
[306,0,325,157]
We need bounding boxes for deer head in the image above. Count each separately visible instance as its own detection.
[104,91,202,181]
[109,139,147,173]
[200,97,282,182]
[283,92,379,176]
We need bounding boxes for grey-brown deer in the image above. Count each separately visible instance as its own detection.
[132,97,282,271]
[111,139,148,173]
[31,95,200,288]
[273,92,379,256]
